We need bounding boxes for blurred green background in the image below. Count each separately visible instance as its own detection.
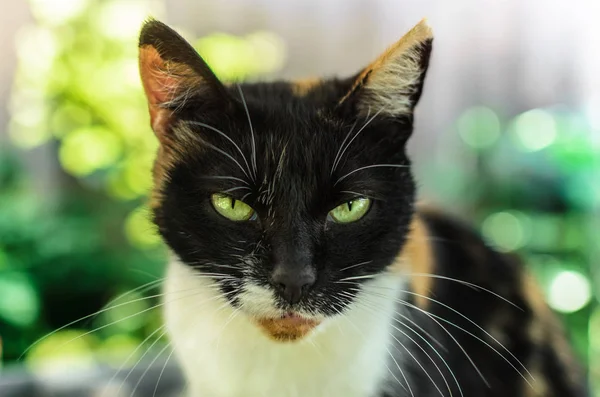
[0,0,598,394]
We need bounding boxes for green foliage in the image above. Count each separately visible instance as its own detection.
[2,0,287,369]
[448,105,599,379]
[0,151,166,364]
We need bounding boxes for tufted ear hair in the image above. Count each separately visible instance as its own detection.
[338,19,433,120]
[138,19,232,144]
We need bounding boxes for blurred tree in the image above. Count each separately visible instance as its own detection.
[447,105,598,382]
[3,0,286,369]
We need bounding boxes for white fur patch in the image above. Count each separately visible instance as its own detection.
[164,257,407,397]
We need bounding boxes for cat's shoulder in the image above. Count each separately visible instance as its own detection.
[400,206,589,396]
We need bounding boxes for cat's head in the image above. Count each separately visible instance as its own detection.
[139,19,433,341]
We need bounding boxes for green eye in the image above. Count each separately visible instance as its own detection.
[329,198,371,223]
[211,193,256,221]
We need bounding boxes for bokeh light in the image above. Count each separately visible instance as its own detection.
[96,334,144,365]
[59,126,121,176]
[125,206,161,248]
[26,330,97,374]
[481,211,530,252]
[458,106,501,149]
[547,270,592,313]
[196,31,287,81]
[29,0,90,25]
[0,273,40,328]
[511,109,557,152]
[100,290,152,333]
[96,0,159,39]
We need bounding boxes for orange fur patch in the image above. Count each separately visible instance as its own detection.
[291,78,321,96]
[256,317,321,342]
[139,45,205,140]
[390,211,435,308]
[139,46,175,137]
[140,45,207,208]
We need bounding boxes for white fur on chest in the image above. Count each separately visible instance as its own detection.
[164,258,404,397]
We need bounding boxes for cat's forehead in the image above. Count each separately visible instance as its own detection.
[253,117,336,196]
[203,106,348,212]
[230,96,347,169]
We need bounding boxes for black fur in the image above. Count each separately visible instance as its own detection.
[156,84,417,314]
[141,20,587,396]
[143,20,423,315]
[385,211,588,397]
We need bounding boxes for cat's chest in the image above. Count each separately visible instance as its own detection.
[164,260,402,397]
[178,336,385,397]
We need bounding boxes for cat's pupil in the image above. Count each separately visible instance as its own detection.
[347,201,353,211]
[231,199,236,209]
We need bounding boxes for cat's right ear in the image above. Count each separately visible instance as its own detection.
[139,19,231,144]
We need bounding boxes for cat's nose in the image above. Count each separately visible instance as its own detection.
[270,265,316,304]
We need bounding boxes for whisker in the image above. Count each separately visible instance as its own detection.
[337,274,378,282]
[214,303,242,354]
[128,268,164,281]
[201,175,250,186]
[331,108,384,177]
[186,272,238,278]
[405,273,523,311]
[360,285,528,388]
[339,191,382,201]
[122,285,239,396]
[332,293,411,395]
[103,325,166,397]
[389,323,446,396]
[206,263,244,270]
[19,279,166,360]
[348,284,488,387]
[392,321,461,397]
[348,269,523,310]
[198,139,253,181]
[338,260,373,273]
[184,120,253,182]
[117,327,169,397]
[189,263,247,275]
[400,290,534,383]
[237,84,257,178]
[153,347,175,397]
[129,341,171,397]
[222,186,252,194]
[46,286,221,356]
[403,300,490,388]
[353,294,458,397]
[335,163,409,186]
[330,119,358,176]
[152,288,240,397]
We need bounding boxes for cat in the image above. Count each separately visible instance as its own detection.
[138,18,589,397]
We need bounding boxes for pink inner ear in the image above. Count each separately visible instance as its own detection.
[139,46,178,135]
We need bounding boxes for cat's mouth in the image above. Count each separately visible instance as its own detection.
[255,312,321,342]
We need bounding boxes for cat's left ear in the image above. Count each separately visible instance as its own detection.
[338,19,433,120]
[138,19,231,144]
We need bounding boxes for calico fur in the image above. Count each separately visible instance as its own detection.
[138,18,588,397]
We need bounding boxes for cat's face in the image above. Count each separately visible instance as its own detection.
[139,20,432,341]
